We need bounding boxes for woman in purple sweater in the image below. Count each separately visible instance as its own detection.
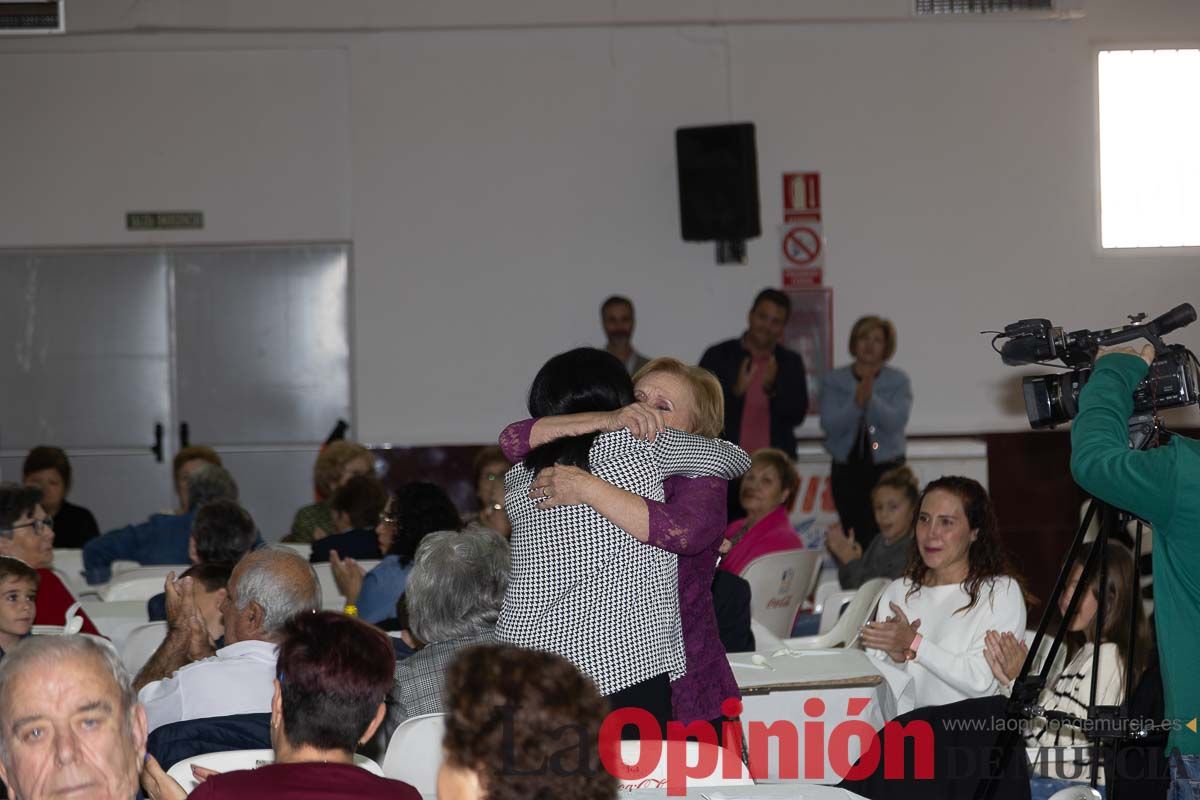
[499,357,745,731]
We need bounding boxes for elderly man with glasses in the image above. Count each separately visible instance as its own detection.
[0,635,148,800]
[0,483,100,635]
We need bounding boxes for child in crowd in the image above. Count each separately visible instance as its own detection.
[827,465,919,590]
[0,556,39,659]
[986,541,1147,796]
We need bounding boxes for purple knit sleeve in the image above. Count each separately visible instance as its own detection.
[498,419,536,462]
[644,476,728,556]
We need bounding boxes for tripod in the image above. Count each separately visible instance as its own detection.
[976,414,1168,800]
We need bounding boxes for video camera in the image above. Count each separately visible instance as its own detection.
[993,303,1200,429]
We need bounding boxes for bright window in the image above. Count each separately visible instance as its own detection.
[1098,49,1200,249]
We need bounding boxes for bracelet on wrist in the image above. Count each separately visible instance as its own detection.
[343,604,358,617]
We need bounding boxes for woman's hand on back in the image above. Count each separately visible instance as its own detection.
[601,403,666,441]
[530,465,601,509]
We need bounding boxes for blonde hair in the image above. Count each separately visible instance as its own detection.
[849,315,897,362]
[750,448,801,506]
[633,357,725,438]
[313,441,373,496]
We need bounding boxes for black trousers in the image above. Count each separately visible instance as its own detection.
[608,673,672,740]
[831,457,903,553]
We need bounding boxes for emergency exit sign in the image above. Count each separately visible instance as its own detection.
[126,211,205,231]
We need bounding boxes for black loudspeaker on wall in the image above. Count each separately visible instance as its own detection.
[675,122,761,242]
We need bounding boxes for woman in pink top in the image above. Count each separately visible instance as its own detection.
[719,448,804,576]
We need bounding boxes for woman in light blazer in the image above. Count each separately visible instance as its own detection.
[820,316,912,553]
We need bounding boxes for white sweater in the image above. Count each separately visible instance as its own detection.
[868,576,1027,708]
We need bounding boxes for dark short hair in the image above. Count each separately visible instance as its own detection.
[191,500,257,565]
[442,644,617,800]
[330,475,389,530]
[600,295,633,316]
[179,562,232,593]
[172,446,222,481]
[22,447,72,491]
[524,348,634,473]
[0,484,42,530]
[751,288,791,319]
[0,556,39,588]
[277,610,395,753]
[389,482,462,564]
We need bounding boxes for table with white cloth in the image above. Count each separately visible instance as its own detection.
[728,648,914,784]
[626,785,868,799]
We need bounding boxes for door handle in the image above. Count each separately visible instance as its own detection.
[151,423,164,463]
[179,421,190,449]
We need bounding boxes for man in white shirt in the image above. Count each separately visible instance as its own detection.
[133,545,321,733]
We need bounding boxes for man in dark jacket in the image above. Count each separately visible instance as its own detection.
[700,287,808,456]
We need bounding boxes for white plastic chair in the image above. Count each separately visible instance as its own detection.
[99,565,188,602]
[611,739,754,792]
[167,748,382,792]
[312,560,381,610]
[1047,785,1102,800]
[739,548,823,640]
[120,621,168,674]
[816,588,858,635]
[279,542,312,560]
[785,577,889,650]
[111,559,142,576]
[31,601,85,636]
[382,713,445,797]
[51,548,87,596]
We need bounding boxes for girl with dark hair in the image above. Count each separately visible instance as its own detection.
[985,541,1150,791]
[860,475,1028,708]
[827,465,919,590]
[330,481,462,624]
[498,348,749,729]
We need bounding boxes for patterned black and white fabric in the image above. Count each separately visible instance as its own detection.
[497,428,750,696]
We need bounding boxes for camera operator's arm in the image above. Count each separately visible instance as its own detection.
[1070,347,1178,528]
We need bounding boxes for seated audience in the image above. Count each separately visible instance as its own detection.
[0,635,148,800]
[718,447,804,576]
[438,643,618,800]
[381,528,506,742]
[141,611,420,800]
[465,445,512,537]
[986,541,1148,794]
[22,445,100,548]
[0,557,37,660]
[148,499,257,621]
[309,475,388,563]
[134,545,320,733]
[862,475,1028,708]
[285,441,374,544]
[331,481,462,624]
[0,483,100,635]
[827,465,918,590]
[83,464,238,585]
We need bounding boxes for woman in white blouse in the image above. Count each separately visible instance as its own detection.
[861,475,1028,708]
[497,348,750,731]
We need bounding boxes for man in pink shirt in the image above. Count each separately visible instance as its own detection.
[700,288,808,516]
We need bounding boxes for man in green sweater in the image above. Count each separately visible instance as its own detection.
[1070,344,1200,758]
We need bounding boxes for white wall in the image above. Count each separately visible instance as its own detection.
[2,0,1198,446]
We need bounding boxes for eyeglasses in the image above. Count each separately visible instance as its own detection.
[0,517,54,537]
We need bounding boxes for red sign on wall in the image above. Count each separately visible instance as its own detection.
[783,172,821,222]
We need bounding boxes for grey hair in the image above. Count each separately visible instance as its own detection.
[186,463,239,512]
[0,635,135,763]
[234,545,322,634]
[408,529,509,644]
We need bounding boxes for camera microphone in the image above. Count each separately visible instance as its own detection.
[1148,303,1197,338]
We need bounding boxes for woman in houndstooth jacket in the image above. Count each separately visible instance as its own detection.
[497,349,749,731]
